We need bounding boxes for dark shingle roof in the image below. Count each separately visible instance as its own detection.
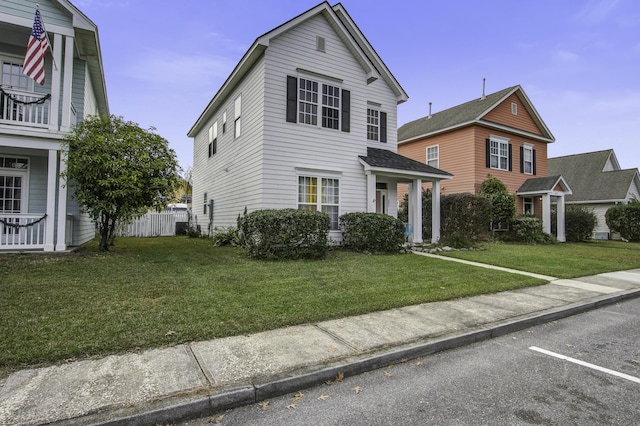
[517,175,566,193]
[359,148,452,177]
[548,150,638,202]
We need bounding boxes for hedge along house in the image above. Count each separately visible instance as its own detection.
[188,2,452,244]
[0,0,108,251]
[398,85,571,242]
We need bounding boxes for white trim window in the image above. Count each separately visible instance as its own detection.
[489,136,509,171]
[298,175,340,230]
[426,145,439,168]
[321,83,340,130]
[523,144,534,175]
[234,95,241,139]
[523,197,534,215]
[287,75,350,132]
[1,59,32,91]
[208,122,218,158]
[298,78,319,125]
[0,156,29,214]
[367,108,379,141]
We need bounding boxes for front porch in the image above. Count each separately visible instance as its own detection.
[0,212,73,251]
[517,175,572,242]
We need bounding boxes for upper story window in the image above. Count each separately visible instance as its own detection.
[208,122,218,158]
[234,95,241,139]
[222,111,227,133]
[426,145,439,168]
[511,102,518,115]
[522,145,533,174]
[367,105,387,142]
[1,61,31,91]
[487,136,511,171]
[287,75,350,132]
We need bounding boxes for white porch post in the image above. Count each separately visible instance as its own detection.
[60,36,75,132]
[48,33,62,132]
[412,178,423,244]
[541,194,551,234]
[431,180,441,243]
[556,194,566,242]
[55,149,68,251]
[366,172,376,213]
[44,150,58,252]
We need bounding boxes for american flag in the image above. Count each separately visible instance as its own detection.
[23,9,49,86]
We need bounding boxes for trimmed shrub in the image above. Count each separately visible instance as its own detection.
[211,226,240,246]
[440,193,492,242]
[340,212,405,253]
[606,200,640,241]
[565,207,597,242]
[237,209,330,259]
[507,214,554,244]
[479,175,516,233]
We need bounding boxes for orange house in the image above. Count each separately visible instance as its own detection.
[398,85,571,241]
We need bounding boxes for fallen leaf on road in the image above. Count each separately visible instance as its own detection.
[317,394,329,401]
[258,401,270,410]
[352,386,362,394]
[286,403,297,409]
[293,392,304,400]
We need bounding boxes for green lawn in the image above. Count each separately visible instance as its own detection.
[440,240,640,279]
[1,237,637,376]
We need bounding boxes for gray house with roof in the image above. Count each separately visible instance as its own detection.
[549,149,640,239]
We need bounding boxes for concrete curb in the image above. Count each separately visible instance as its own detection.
[64,287,640,426]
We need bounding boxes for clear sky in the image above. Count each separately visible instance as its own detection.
[72,0,639,171]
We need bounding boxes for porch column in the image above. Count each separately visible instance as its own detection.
[411,178,423,244]
[431,180,441,243]
[44,150,58,252]
[55,149,68,251]
[48,33,62,132]
[366,172,376,213]
[60,35,75,132]
[541,194,551,234]
[556,194,566,243]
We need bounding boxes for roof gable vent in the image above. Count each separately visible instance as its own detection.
[316,36,326,52]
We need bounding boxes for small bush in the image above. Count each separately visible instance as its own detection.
[506,214,555,244]
[211,227,239,246]
[340,212,405,253]
[606,200,640,241]
[565,207,597,242]
[441,193,492,241]
[185,225,201,238]
[237,209,330,259]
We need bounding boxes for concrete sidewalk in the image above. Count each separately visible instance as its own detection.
[1,259,640,426]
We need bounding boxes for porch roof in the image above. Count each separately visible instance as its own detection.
[358,147,452,181]
[516,175,572,196]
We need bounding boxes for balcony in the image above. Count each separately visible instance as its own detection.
[0,213,47,250]
[0,87,50,128]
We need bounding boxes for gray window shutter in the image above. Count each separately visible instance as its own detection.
[380,112,387,143]
[341,89,350,132]
[286,76,297,123]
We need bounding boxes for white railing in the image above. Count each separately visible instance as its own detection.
[0,213,47,250]
[0,87,50,128]
[115,212,177,238]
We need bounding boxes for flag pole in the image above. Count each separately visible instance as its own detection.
[36,3,58,71]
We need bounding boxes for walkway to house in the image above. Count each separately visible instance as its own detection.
[1,254,639,425]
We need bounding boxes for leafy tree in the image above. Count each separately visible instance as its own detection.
[479,174,516,234]
[606,200,640,241]
[63,115,180,251]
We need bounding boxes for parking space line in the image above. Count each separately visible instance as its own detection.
[529,346,640,384]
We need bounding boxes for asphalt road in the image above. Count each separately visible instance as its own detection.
[180,297,640,425]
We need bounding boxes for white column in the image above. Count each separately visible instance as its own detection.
[366,172,376,213]
[431,180,441,243]
[55,149,68,251]
[541,194,551,234]
[412,178,423,244]
[60,36,75,132]
[44,150,58,252]
[48,33,62,132]
[556,195,566,243]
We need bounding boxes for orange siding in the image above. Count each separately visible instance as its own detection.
[483,94,543,135]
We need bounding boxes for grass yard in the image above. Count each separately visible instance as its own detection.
[0,237,547,376]
[441,240,640,279]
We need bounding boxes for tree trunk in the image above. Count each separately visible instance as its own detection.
[98,212,110,251]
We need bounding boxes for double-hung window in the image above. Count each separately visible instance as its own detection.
[208,122,217,157]
[298,175,340,230]
[426,145,439,168]
[489,137,510,171]
[287,75,350,132]
[522,145,533,175]
[367,108,379,141]
[234,95,241,139]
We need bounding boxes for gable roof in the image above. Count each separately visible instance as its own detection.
[548,149,640,203]
[517,175,571,195]
[398,85,554,144]
[188,1,408,138]
[359,147,452,180]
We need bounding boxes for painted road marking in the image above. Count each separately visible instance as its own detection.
[529,346,640,384]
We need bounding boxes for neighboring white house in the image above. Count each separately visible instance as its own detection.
[0,0,108,251]
[549,149,640,239]
[188,1,451,243]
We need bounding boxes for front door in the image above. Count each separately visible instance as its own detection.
[376,189,387,214]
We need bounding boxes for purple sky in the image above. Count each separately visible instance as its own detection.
[71,0,639,171]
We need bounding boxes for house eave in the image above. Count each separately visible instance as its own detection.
[359,159,453,181]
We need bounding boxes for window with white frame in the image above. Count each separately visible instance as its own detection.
[234,95,241,138]
[367,108,379,141]
[208,122,218,158]
[490,137,509,170]
[523,197,534,215]
[322,84,340,129]
[426,145,439,168]
[523,144,533,175]
[298,176,340,230]
[222,111,227,133]
[298,78,318,125]
[290,75,346,131]
[1,60,31,90]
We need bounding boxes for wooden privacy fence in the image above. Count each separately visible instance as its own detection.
[116,212,177,238]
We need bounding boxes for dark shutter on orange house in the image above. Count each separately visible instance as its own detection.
[532,149,537,175]
[520,146,524,173]
[485,139,491,168]
[286,76,297,123]
[341,89,350,132]
[508,144,513,171]
[380,112,387,143]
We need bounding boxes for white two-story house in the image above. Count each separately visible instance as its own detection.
[189,2,451,243]
[0,0,108,251]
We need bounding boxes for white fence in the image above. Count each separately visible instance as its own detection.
[116,212,177,238]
